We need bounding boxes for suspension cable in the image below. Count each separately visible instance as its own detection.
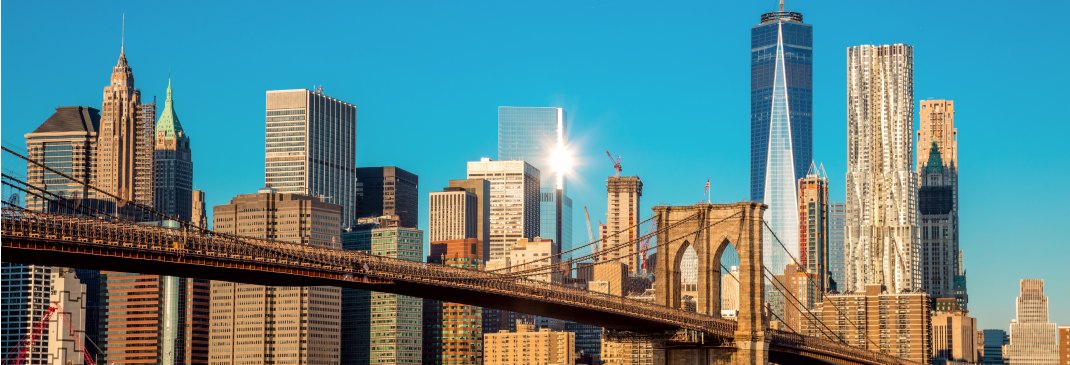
[499,211,706,279]
[761,265,845,343]
[762,219,884,352]
[488,214,657,274]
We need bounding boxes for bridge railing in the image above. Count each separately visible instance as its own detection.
[768,329,916,365]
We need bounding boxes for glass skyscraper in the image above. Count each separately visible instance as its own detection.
[750,6,812,274]
[828,202,846,292]
[497,106,572,257]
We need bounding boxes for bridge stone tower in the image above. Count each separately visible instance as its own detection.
[653,203,768,365]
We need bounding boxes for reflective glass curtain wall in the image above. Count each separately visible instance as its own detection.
[498,106,572,256]
[751,11,812,274]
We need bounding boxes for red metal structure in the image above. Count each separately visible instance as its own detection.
[5,304,95,365]
[605,150,622,177]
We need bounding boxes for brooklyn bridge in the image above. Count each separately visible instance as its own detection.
[0,146,917,365]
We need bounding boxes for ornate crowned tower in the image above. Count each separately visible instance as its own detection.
[95,43,155,206]
[154,79,193,220]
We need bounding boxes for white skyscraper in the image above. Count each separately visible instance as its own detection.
[1008,279,1059,365]
[264,89,357,226]
[466,159,540,262]
[429,188,478,242]
[844,44,919,294]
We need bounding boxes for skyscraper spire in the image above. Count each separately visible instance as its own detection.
[779,0,784,12]
[121,13,125,55]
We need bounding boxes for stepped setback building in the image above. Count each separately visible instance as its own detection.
[1007,279,1059,365]
[95,45,155,206]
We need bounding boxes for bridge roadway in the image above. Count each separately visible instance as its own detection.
[0,208,915,365]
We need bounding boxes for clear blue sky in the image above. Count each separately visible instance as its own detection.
[2,1,1067,331]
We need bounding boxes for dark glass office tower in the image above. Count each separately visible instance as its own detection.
[751,4,812,279]
[750,7,812,203]
[355,166,419,228]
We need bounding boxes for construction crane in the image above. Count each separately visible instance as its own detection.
[6,304,96,365]
[640,220,656,272]
[583,206,595,245]
[605,150,622,177]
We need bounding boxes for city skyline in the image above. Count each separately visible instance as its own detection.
[2,0,1068,333]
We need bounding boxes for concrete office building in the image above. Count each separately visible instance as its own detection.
[775,264,819,333]
[265,89,356,226]
[931,306,978,365]
[466,159,540,261]
[797,162,828,298]
[845,44,919,294]
[509,237,560,284]
[153,79,194,221]
[1008,279,1059,365]
[498,106,572,257]
[429,188,478,242]
[600,176,644,274]
[813,284,931,363]
[1058,327,1069,365]
[209,189,342,365]
[369,226,424,365]
[446,179,491,259]
[355,166,419,228]
[484,321,575,365]
[424,239,484,365]
[191,189,206,228]
[95,44,155,206]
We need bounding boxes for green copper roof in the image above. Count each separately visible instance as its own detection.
[924,141,944,174]
[155,79,185,137]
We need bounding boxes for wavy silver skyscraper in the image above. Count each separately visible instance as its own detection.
[751,4,812,274]
[845,44,918,294]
